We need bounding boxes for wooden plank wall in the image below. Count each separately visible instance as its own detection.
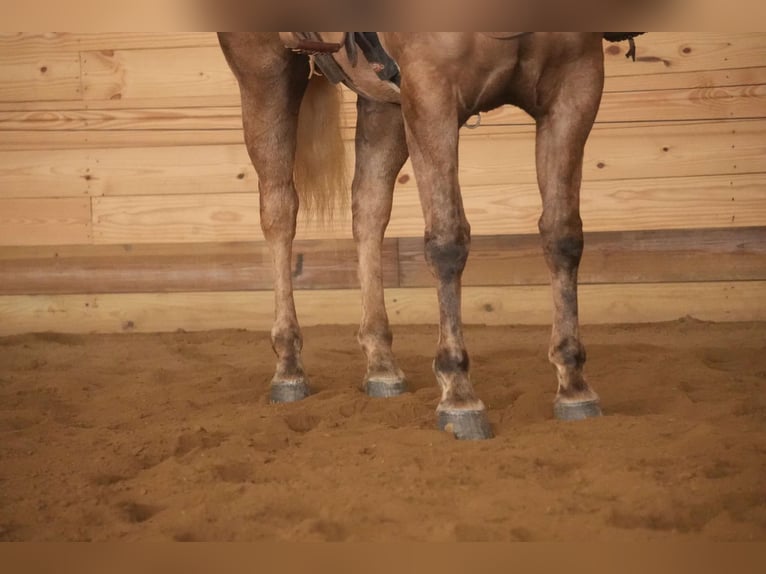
[0,32,765,334]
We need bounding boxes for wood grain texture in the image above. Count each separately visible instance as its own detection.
[451,119,766,184]
[0,143,316,198]
[3,114,765,174]
[0,94,242,113]
[0,51,81,103]
[3,120,764,206]
[80,47,238,101]
[477,83,766,126]
[0,149,92,198]
[603,33,766,78]
[84,173,766,246]
[0,239,399,295]
[0,129,244,152]
[604,65,766,93]
[91,193,262,244]
[4,33,762,111]
[400,227,766,287]
[0,32,219,54]
[2,118,763,185]
[4,65,765,117]
[0,106,244,131]
[391,173,766,237]
[0,32,763,106]
[87,145,257,196]
[2,228,762,295]
[2,32,761,71]
[388,282,766,326]
[515,115,759,176]
[0,198,91,246]
[2,79,764,131]
[0,281,763,335]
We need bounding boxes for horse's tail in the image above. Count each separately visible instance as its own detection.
[293,74,348,222]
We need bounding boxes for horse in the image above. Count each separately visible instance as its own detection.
[218,32,634,440]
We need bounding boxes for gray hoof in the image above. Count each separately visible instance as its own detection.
[554,399,602,421]
[365,379,408,398]
[269,380,310,403]
[437,409,493,440]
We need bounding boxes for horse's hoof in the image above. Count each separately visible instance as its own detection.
[269,380,310,403]
[437,408,493,440]
[365,379,408,398]
[554,399,602,421]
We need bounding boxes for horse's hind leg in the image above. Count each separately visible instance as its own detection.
[352,98,409,397]
[534,47,604,420]
[219,33,310,402]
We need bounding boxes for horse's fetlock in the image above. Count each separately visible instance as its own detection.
[271,328,302,354]
[550,337,586,368]
[434,348,470,375]
[357,325,393,349]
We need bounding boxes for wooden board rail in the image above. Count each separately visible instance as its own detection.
[1,282,764,336]
[1,227,763,296]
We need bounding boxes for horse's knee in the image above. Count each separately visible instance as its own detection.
[424,226,470,282]
[538,213,583,272]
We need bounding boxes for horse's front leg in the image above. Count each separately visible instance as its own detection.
[352,98,410,397]
[400,75,492,440]
[535,51,604,420]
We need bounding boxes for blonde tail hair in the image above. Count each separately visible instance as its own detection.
[293,74,348,223]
